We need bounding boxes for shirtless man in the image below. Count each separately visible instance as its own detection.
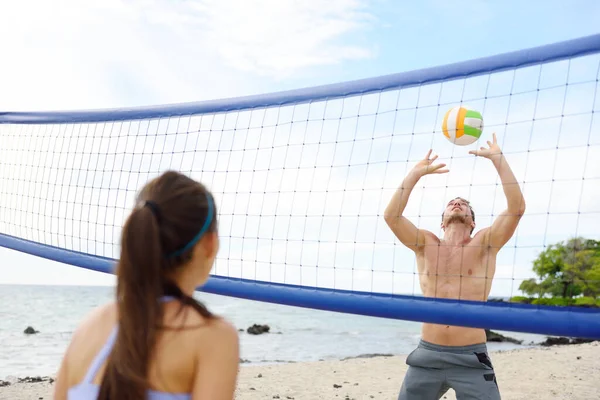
[384,133,525,400]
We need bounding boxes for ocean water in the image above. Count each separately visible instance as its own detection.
[0,284,546,380]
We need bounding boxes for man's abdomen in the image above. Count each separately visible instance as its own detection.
[419,283,489,346]
[421,323,487,346]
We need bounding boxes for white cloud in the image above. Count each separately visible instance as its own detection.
[183,0,376,77]
[0,0,376,111]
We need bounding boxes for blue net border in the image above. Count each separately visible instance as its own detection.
[1,34,599,124]
[1,232,598,339]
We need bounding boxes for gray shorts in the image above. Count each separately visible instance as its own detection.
[398,340,501,400]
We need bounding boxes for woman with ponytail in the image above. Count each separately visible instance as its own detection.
[53,171,240,400]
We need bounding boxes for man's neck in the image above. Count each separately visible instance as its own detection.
[442,225,471,245]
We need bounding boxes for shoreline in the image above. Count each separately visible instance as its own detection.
[0,335,577,382]
[0,333,594,380]
[2,341,598,400]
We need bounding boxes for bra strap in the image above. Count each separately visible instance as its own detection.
[81,296,176,383]
[82,326,119,384]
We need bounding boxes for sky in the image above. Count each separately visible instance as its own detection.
[0,0,599,299]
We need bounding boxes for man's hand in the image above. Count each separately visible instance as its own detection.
[468,132,502,160]
[412,149,449,177]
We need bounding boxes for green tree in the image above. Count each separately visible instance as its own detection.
[519,237,600,299]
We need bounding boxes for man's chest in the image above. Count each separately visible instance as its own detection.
[422,244,485,274]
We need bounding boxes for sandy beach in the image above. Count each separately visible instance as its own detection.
[1,341,598,400]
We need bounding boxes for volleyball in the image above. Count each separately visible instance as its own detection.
[442,105,484,146]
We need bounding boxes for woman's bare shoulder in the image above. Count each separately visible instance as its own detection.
[69,301,117,345]
[206,316,238,338]
[186,312,239,354]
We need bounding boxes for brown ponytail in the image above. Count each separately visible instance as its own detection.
[97,171,218,399]
[97,203,163,399]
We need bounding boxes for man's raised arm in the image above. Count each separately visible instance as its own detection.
[470,133,526,252]
[384,150,448,252]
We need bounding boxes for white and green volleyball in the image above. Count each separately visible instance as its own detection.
[442,106,484,146]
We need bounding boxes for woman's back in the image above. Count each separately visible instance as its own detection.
[57,297,239,399]
[52,171,240,400]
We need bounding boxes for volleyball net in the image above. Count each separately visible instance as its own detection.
[1,34,600,339]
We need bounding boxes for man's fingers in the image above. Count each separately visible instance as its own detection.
[426,163,447,173]
[425,149,432,159]
[424,162,446,174]
[435,168,449,174]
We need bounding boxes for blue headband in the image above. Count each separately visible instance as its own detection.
[167,193,214,258]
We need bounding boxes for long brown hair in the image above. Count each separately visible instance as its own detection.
[97,170,218,400]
